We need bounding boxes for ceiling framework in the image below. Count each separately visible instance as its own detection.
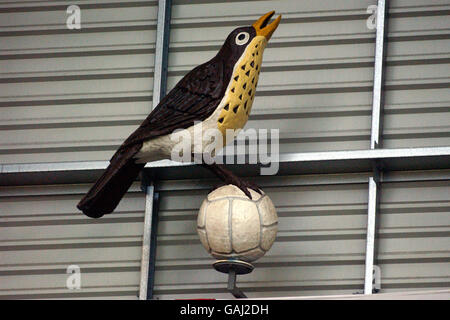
[1,0,449,299]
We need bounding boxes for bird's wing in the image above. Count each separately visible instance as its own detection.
[113,57,226,157]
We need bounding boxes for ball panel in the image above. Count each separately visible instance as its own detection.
[207,184,264,201]
[231,199,260,253]
[197,228,210,252]
[205,199,232,254]
[239,247,266,262]
[208,184,245,201]
[210,247,265,263]
[210,251,231,261]
[260,225,278,251]
[258,195,278,226]
[197,199,208,228]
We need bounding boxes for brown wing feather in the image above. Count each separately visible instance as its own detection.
[113,56,228,157]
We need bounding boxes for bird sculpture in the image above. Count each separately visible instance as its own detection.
[78,11,281,218]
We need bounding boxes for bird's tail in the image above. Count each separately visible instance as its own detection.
[77,145,145,218]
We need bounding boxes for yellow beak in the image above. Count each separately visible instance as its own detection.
[252,11,281,41]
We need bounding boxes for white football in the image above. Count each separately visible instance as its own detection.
[197,184,278,262]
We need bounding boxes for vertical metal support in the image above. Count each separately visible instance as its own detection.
[139,183,155,300]
[365,0,388,295]
[139,176,161,300]
[139,0,171,299]
[364,175,380,294]
[227,269,247,299]
[370,0,388,149]
[151,0,172,110]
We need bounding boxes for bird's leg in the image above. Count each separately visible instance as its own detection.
[202,163,262,199]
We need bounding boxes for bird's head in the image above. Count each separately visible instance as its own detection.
[217,11,281,64]
[214,11,281,139]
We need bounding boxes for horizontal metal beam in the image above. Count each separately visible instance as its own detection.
[3,147,449,174]
[154,169,450,192]
[1,147,450,185]
[120,146,450,180]
[253,289,450,300]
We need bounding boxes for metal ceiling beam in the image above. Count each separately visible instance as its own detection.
[139,182,155,300]
[138,0,172,300]
[151,0,172,111]
[2,146,450,185]
[364,0,388,295]
[370,0,388,150]
[4,146,449,175]
[364,175,380,295]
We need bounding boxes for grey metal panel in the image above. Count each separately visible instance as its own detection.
[383,0,450,149]
[377,179,450,292]
[0,182,145,299]
[168,0,377,154]
[0,1,158,164]
[153,174,368,299]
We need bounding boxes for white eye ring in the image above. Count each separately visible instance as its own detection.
[235,32,250,45]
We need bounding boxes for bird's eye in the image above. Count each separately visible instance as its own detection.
[235,32,250,45]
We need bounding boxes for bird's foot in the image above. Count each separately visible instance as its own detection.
[202,163,262,200]
[236,179,263,200]
[212,178,262,200]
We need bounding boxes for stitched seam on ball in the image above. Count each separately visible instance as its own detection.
[257,194,264,251]
[197,199,207,229]
[228,198,234,254]
[203,200,211,253]
[207,195,264,202]
[263,221,278,228]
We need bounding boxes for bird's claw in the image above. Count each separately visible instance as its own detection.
[211,179,262,200]
[238,180,262,200]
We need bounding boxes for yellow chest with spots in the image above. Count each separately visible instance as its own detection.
[217,36,267,142]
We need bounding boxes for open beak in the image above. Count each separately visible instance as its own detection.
[252,11,281,41]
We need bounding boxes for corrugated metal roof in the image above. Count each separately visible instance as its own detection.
[0,1,158,164]
[0,182,145,299]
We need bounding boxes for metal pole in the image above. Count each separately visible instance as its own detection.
[139,0,172,299]
[227,269,248,299]
[370,0,388,150]
[152,0,172,110]
[364,175,379,294]
[364,0,388,295]
[139,183,155,299]
[147,189,160,299]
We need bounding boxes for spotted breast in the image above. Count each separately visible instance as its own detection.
[217,35,267,143]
